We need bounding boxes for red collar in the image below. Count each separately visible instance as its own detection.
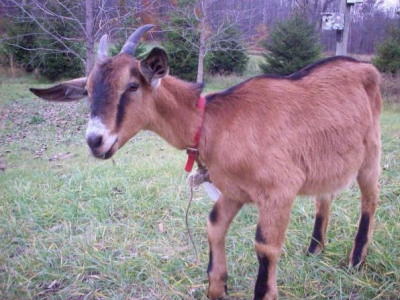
[185,96,206,172]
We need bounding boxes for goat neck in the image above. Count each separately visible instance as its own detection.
[146,76,204,150]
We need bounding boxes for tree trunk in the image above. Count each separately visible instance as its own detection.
[197,21,206,84]
[196,1,207,84]
[10,53,15,78]
[85,0,94,75]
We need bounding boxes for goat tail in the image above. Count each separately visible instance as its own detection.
[361,64,382,118]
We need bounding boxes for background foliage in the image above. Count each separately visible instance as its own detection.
[373,26,400,75]
[162,0,201,82]
[0,14,85,80]
[259,13,322,76]
[206,26,249,76]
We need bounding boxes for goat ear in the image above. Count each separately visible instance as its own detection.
[30,77,87,102]
[139,47,169,85]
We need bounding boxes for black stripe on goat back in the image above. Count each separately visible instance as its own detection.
[206,56,360,104]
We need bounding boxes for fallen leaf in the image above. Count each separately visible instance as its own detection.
[158,223,164,233]
[111,187,123,196]
[49,152,74,161]
[47,280,59,290]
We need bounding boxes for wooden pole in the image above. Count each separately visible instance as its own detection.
[336,0,352,56]
[10,53,15,78]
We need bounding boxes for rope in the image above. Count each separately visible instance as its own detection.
[186,184,199,264]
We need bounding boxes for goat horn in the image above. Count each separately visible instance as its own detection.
[120,24,155,56]
[97,34,109,60]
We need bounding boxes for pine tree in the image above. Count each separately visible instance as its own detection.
[162,0,200,82]
[36,19,85,81]
[207,26,249,76]
[1,19,41,73]
[259,14,322,76]
[373,26,400,75]
[0,6,85,81]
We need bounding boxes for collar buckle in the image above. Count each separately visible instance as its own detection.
[186,147,199,158]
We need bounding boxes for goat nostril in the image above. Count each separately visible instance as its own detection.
[87,134,103,149]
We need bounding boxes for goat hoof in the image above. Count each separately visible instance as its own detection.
[307,244,323,256]
[348,257,365,269]
[349,248,367,269]
[208,286,226,300]
[208,291,226,300]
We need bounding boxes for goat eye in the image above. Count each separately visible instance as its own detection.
[128,82,139,92]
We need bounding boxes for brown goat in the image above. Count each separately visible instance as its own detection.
[30,25,382,300]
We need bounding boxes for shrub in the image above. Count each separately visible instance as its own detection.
[35,21,85,81]
[259,13,322,76]
[1,18,85,81]
[37,45,85,81]
[0,20,40,72]
[380,73,400,104]
[207,27,249,76]
[373,27,400,75]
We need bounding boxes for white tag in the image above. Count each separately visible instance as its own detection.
[202,182,221,202]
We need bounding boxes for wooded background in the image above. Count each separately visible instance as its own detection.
[0,0,399,81]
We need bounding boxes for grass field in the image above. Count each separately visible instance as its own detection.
[0,71,399,300]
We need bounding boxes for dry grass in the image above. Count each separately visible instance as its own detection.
[381,74,400,105]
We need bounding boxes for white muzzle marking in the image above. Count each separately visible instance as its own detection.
[86,117,118,153]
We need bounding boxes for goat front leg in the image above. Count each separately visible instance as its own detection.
[207,195,243,300]
[254,195,295,300]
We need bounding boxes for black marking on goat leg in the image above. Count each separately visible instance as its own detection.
[308,215,323,254]
[352,213,370,266]
[255,225,266,244]
[254,253,270,300]
[207,250,213,275]
[209,205,218,225]
[222,272,228,294]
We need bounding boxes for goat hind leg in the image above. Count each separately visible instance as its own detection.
[308,194,333,255]
[254,195,295,300]
[207,195,243,300]
[349,142,380,268]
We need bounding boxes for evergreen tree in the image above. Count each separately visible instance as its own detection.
[109,41,146,59]
[373,26,400,75]
[259,14,322,76]
[36,19,85,81]
[0,7,85,81]
[162,0,199,82]
[207,26,249,76]
[1,19,41,73]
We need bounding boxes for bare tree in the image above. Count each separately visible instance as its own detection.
[1,0,398,76]
[0,0,156,75]
[167,0,255,83]
[86,0,94,74]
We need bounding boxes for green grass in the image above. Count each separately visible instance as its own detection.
[0,73,400,300]
[205,55,263,92]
